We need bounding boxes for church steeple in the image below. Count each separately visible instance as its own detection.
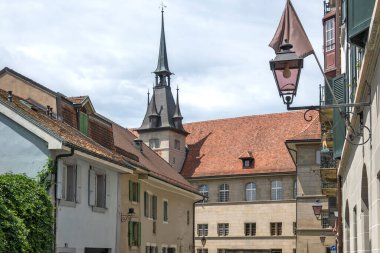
[153,6,173,87]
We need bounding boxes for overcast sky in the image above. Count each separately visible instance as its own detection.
[0,0,324,128]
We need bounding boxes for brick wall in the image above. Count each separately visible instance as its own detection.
[61,103,77,129]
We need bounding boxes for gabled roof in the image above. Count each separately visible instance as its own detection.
[181,110,320,178]
[0,89,127,167]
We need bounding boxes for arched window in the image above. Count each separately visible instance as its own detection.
[198,184,209,202]
[245,183,256,201]
[219,184,229,202]
[271,180,283,200]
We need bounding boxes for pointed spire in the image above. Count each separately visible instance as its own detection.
[153,6,172,76]
[149,89,159,117]
[147,89,150,107]
[173,86,183,119]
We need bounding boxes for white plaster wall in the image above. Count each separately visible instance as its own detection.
[56,157,118,253]
[341,54,380,253]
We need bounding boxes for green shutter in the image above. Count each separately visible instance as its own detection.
[128,221,133,246]
[325,80,333,105]
[332,74,346,159]
[144,192,148,217]
[129,180,133,201]
[137,182,141,202]
[347,0,375,46]
[79,112,88,135]
[350,45,357,102]
[137,222,141,246]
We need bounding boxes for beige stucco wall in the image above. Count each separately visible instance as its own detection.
[119,174,196,253]
[190,175,297,253]
[0,73,57,112]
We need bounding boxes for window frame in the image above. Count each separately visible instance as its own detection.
[149,139,160,149]
[270,222,282,236]
[244,222,256,236]
[325,18,335,52]
[245,182,257,201]
[163,200,169,222]
[174,139,181,150]
[271,180,283,200]
[218,184,229,202]
[88,167,109,212]
[217,223,229,236]
[197,224,208,236]
[198,185,209,202]
[144,191,157,220]
[128,221,141,247]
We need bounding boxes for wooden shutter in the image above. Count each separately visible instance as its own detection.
[88,168,96,206]
[75,165,81,203]
[129,180,133,201]
[137,222,141,246]
[105,173,111,209]
[128,221,133,246]
[137,182,141,202]
[79,112,88,135]
[56,160,64,199]
[332,74,346,159]
[144,192,148,217]
[152,195,157,220]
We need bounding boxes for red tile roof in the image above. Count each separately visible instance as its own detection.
[113,124,198,193]
[181,111,321,178]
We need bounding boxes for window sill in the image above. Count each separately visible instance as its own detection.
[59,199,76,208]
[92,206,107,213]
[163,221,169,224]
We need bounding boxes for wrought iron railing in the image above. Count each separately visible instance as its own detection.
[320,150,336,168]
[321,181,337,189]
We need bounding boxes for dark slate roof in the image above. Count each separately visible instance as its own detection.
[138,85,187,134]
[153,10,172,75]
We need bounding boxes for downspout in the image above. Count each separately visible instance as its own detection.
[192,198,205,253]
[53,147,75,253]
[287,147,298,251]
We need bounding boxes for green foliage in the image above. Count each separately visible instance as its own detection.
[0,173,54,253]
[37,157,54,191]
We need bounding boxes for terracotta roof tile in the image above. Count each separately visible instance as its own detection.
[181,111,320,178]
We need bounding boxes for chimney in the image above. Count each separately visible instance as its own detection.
[46,105,51,115]
[133,139,143,152]
[7,91,12,102]
[49,107,53,117]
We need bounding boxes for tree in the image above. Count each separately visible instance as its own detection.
[0,173,54,253]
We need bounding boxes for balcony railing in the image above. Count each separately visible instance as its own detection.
[321,181,337,189]
[320,150,336,168]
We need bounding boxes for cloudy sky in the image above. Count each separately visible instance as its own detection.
[0,0,324,128]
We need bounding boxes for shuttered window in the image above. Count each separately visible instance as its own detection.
[128,221,141,247]
[332,74,346,159]
[79,111,88,135]
[129,181,140,202]
[144,192,157,220]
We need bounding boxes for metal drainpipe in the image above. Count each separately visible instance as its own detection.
[192,198,205,253]
[287,147,298,251]
[53,147,74,253]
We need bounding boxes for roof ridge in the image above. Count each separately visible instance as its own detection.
[183,110,305,125]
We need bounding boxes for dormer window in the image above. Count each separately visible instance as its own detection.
[243,159,253,168]
[239,151,254,168]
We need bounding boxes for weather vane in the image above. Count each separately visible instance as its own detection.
[159,2,167,12]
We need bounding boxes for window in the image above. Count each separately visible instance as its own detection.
[242,158,254,168]
[245,182,256,201]
[321,210,330,228]
[293,222,297,235]
[197,224,208,236]
[144,192,157,219]
[146,246,158,253]
[271,181,283,200]
[88,168,109,210]
[129,180,140,202]
[199,185,208,202]
[128,221,141,246]
[217,223,229,236]
[163,200,168,222]
[271,250,282,253]
[174,140,180,150]
[325,18,335,51]
[149,139,160,149]
[218,249,227,253]
[245,223,256,236]
[270,222,282,236]
[58,163,78,204]
[197,249,208,253]
[219,184,229,202]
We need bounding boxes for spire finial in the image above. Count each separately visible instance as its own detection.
[147,89,150,106]
[159,2,166,12]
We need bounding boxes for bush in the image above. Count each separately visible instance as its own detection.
[0,173,54,253]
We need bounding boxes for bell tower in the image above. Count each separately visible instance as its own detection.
[137,7,188,172]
